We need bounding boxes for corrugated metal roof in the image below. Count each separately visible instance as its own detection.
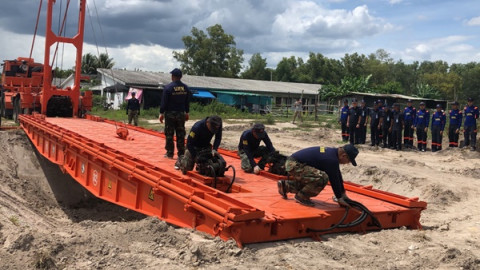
[97,68,321,95]
[344,91,446,102]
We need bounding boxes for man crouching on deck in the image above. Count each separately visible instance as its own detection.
[277,145,359,207]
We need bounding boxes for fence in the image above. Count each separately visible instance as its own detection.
[270,102,339,119]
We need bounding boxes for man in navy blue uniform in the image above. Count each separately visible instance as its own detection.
[339,99,349,142]
[391,103,404,151]
[238,123,275,174]
[359,100,369,144]
[368,101,381,146]
[380,105,393,148]
[277,144,359,207]
[347,99,362,144]
[448,101,462,147]
[126,92,140,126]
[159,68,191,160]
[403,99,416,148]
[431,104,446,152]
[178,116,222,173]
[414,102,430,152]
[463,98,479,151]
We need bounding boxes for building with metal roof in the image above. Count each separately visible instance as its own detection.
[337,91,447,109]
[95,69,322,111]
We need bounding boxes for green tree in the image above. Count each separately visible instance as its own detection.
[81,53,97,74]
[173,24,244,78]
[275,56,299,82]
[241,53,269,80]
[96,53,115,70]
[415,83,441,99]
[81,53,115,74]
[53,67,74,78]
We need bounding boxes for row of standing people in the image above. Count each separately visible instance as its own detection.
[339,98,479,152]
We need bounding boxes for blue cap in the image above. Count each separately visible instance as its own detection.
[170,68,182,77]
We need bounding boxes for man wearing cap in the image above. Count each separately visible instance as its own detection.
[178,115,222,173]
[368,101,381,146]
[414,102,430,152]
[380,105,393,148]
[431,104,446,152]
[347,99,362,144]
[159,68,191,161]
[339,99,349,142]
[448,101,462,147]
[277,145,359,207]
[392,103,404,151]
[403,99,416,148]
[238,123,275,174]
[463,98,479,151]
[359,100,369,144]
[126,92,140,126]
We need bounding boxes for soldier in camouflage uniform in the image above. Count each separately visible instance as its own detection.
[179,116,222,174]
[159,68,191,164]
[238,123,275,174]
[277,144,359,207]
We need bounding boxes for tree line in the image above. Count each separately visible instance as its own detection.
[174,24,480,103]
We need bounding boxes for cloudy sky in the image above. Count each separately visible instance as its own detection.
[0,0,479,73]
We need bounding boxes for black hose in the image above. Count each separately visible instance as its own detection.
[225,165,236,193]
[306,207,350,233]
[306,198,382,233]
[207,165,217,188]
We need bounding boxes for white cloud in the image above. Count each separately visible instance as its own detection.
[466,16,480,26]
[389,0,403,4]
[397,35,480,63]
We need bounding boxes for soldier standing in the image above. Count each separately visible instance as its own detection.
[403,99,416,148]
[431,104,446,152]
[368,101,381,146]
[359,100,369,144]
[339,99,349,142]
[391,103,404,151]
[414,102,430,152]
[448,101,462,147]
[463,98,479,151]
[159,68,191,162]
[347,99,362,144]
[126,92,140,126]
[381,105,393,148]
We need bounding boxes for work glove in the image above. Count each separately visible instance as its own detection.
[185,113,189,121]
[253,165,261,175]
[159,114,164,123]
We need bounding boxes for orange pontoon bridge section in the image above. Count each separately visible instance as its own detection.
[19,114,427,247]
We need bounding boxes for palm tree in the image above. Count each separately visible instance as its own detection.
[96,53,115,69]
[81,53,97,74]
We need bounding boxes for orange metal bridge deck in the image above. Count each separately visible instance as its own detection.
[19,114,427,246]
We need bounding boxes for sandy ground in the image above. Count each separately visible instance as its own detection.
[1,119,480,269]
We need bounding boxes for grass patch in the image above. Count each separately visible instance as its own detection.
[9,216,19,226]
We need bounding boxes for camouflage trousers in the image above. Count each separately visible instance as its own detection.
[164,111,186,158]
[178,149,195,175]
[284,157,329,200]
[238,146,269,172]
[128,110,139,126]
